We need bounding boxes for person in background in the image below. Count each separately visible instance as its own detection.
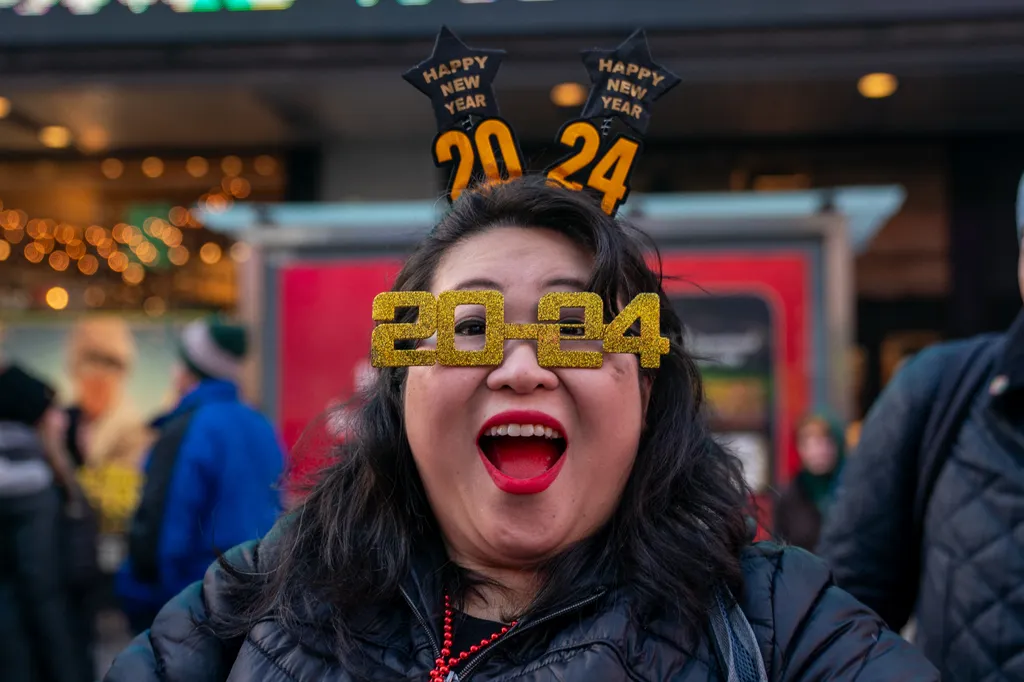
[57,318,149,682]
[773,413,845,552]
[0,364,92,682]
[116,316,285,635]
[65,317,152,568]
[817,172,1024,680]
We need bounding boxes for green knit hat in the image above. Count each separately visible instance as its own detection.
[179,315,248,382]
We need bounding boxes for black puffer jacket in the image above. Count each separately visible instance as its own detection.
[104,537,936,681]
[818,328,1024,681]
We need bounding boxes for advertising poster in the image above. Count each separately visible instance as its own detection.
[277,258,403,450]
[658,251,811,493]
[672,293,774,494]
[1,315,187,567]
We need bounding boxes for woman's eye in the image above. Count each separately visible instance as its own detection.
[454,319,487,336]
[559,318,587,336]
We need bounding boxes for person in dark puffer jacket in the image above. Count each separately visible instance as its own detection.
[105,178,935,682]
[0,364,92,682]
[817,173,1024,682]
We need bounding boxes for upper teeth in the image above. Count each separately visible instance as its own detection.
[485,424,562,439]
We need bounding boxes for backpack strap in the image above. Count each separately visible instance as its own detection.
[709,590,769,682]
[128,408,200,584]
[912,335,1001,537]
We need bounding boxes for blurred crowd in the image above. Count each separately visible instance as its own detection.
[0,316,285,681]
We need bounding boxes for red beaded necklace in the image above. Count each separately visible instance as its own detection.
[428,594,518,681]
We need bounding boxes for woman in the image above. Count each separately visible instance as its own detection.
[104,177,936,681]
[774,414,846,552]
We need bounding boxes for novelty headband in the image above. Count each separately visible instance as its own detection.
[402,26,681,216]
[373,30,679,370]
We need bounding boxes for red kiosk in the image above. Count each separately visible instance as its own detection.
[209,186,902,526]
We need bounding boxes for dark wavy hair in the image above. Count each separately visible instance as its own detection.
[209,175,752,657]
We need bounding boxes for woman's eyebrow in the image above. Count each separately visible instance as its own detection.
[453,278,503,291]
[449,276,587,291]
[544,277,588,290]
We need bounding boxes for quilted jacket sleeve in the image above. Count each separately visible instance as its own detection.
[103,540,260,682]
[815,345,950,630]
[743,544,939,681]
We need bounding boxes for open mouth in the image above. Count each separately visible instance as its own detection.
[477,411,568,495]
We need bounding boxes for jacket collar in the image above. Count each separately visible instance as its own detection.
[398,533,617,632]
[292,530,614,627]
[401,537,451,630]
[277,523,448,619]
[152,378,238,428]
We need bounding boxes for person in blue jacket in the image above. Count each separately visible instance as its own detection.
[117,316,285,634]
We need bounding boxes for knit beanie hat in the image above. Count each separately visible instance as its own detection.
[178,316,248,382]
[0,364,57,426]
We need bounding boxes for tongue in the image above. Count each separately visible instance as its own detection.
[485,437,562,480]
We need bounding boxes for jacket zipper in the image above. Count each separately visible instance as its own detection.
[400,585,442,660]
[453,589,607,682]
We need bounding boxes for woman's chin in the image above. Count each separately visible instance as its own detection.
[476,515,576,565]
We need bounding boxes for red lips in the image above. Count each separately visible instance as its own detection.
[477,410,568,495]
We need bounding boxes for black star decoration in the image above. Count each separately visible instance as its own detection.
[403,26,506,131]
[580,29,681,135]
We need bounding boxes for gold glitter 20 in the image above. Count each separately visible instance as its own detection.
[371,291,670,369]
[436,290,506,367]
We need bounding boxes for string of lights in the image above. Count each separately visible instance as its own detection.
[0,154,276,275]
[0,153,278,313]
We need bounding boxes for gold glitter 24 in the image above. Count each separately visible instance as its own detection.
[371,291,670,369]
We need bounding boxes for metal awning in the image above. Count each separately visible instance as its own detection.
[199,185,906,254]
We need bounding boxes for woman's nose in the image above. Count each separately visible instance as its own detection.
[486,340,560,394]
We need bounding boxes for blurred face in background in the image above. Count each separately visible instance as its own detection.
[797,419,839,475]
[68,317,136,420]
[75,353,129,420]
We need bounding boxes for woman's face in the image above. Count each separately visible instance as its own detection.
[404,227,646,570]
[74,361,125,419]
[797,420,838,475]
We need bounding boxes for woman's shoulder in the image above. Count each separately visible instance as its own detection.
[741,540,835,630]
[739,540,828,591]
[735,541,938,680]
[738,541,833,634]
